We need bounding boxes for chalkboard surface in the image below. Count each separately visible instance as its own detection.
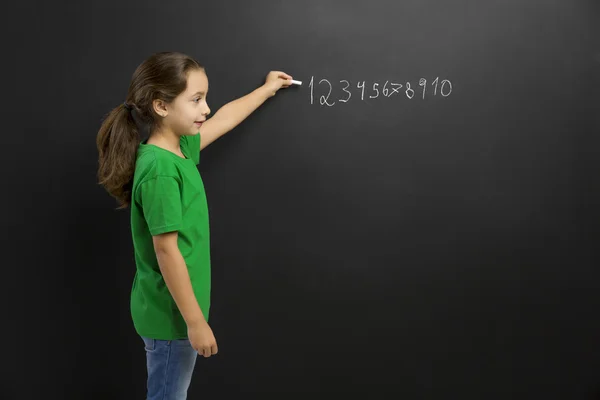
[4,0,600,398]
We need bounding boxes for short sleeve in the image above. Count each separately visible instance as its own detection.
[181,134,201,165]
[140,176,182,235]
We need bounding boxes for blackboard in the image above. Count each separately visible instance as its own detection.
[4,0,600,398]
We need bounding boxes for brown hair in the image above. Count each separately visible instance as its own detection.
[96,52,204,208]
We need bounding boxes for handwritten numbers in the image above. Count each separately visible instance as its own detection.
[309,76,452,106]
[441,79,452,97]
[419,78,426,100]
[370,83,380,99]
[339,80,352,103]
[319,79,335,107]
[389,83,403,97]
[405,82,414,99]
[357,81,366,101]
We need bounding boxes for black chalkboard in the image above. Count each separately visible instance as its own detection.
[4,0,600,398]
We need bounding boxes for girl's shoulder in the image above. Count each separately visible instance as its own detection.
[134,145,182,183]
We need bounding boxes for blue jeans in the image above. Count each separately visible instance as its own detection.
[141,336,198,400]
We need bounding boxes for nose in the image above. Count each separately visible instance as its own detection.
[203,103,211,117]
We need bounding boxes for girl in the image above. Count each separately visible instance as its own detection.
[96,51,293,399]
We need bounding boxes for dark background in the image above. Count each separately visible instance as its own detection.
[3,0,600,398]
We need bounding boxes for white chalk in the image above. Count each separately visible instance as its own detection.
[290,79,302,86]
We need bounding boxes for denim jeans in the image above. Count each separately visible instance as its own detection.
[141,336,198,400]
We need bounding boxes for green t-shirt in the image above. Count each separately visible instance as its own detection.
[129,133,210,340]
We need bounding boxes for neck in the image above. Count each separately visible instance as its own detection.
[147,127,181,153]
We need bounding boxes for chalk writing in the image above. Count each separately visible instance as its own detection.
[308,76,453,106]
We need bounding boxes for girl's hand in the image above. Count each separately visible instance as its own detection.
[263,71,293,97]
[188,320,218,358]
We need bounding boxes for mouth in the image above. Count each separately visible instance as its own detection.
[194,120,205,127]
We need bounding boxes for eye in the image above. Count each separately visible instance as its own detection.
[193,97,202,103]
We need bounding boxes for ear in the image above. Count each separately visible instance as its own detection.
[152,99,169,118]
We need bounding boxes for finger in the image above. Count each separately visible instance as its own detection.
[275,71,293,80]
[211,344,218,355]
[198,346,209,357]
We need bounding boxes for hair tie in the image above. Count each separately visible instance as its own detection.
[123,102,133,110]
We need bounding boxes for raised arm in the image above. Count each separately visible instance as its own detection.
[199,71,292,149]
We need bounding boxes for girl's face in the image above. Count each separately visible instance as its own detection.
[163,69,211,136]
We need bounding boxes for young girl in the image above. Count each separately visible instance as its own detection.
[96,51,293,399]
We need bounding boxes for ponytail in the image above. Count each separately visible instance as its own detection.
[97,52,205,208]
[96,103,141,209]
